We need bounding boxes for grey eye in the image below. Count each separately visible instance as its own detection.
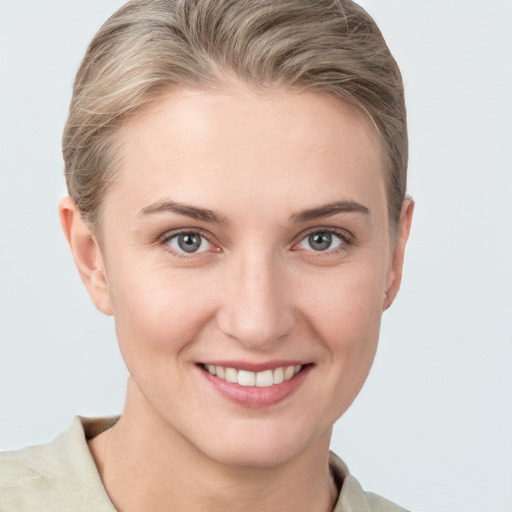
[308,232,332,251]
[297,231,344,252]
[178,233,202,252]
[167,232,209,254]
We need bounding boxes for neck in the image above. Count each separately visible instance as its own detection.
[89,379,338,512]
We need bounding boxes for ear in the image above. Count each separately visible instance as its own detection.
[383,198,414,310]
[59,196,113,316]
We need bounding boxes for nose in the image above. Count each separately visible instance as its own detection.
[216,250,296,350]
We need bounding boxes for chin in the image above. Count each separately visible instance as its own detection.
[193,419,331,469]
[206,442,302,468]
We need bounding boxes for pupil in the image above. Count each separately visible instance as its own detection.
[178,233,201,253]
[309,232,331,251]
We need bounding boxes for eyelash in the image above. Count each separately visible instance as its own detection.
[158,227,354,259]
[291,227,354,257]
[159,229,219,259]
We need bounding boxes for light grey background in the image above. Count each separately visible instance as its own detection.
[1,1,511,511]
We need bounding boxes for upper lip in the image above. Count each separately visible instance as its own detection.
[199,360,311,372]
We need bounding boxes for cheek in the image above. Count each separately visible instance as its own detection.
[304,261,385,332]
[300,263,385,377]
[108,262,219,368]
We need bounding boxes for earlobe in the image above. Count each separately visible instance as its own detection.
[58,196,113,316]
[383,199,414,311]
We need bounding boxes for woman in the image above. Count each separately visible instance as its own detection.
[0,0,413,510]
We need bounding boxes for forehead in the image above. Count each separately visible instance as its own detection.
[109,86,386,222]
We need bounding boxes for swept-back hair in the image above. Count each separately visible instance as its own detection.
[63,0,407,231]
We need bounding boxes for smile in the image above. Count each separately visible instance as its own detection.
[199,362,313,407]
[202,364,303,387]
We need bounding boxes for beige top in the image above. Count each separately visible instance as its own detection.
[0,417,407,511]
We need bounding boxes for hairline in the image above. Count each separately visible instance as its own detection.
[86,81,401,250]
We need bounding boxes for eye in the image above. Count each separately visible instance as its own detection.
[166,231,212,254]
[296,230,346,253]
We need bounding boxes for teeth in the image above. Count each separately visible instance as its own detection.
[238,370,256,387]
[225,367,238,383]
[204,364,303,387]
[256,370,273,387]
[273,367,284,384]
[284,366,295,381]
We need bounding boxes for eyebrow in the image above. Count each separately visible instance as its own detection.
[289,200,370,223]
[139,200,229,225]
[139,198,369,225]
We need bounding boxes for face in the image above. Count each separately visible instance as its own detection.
[71,85,410,468]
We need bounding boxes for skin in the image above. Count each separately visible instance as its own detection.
[60,84,413,512]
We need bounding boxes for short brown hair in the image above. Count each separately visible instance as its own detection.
[63,0,407,231]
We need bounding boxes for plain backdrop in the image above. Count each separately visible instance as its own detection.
[0,1,511,511]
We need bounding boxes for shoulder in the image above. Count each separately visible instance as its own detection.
[0,439,61,510]
[0,416,118,512]
[365,492,410,512]
[330,452,409,512]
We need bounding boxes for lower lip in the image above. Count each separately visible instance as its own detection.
[199,365,313,408]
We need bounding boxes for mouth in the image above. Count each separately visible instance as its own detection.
[199,363,307,388]
[198,362,313,407]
